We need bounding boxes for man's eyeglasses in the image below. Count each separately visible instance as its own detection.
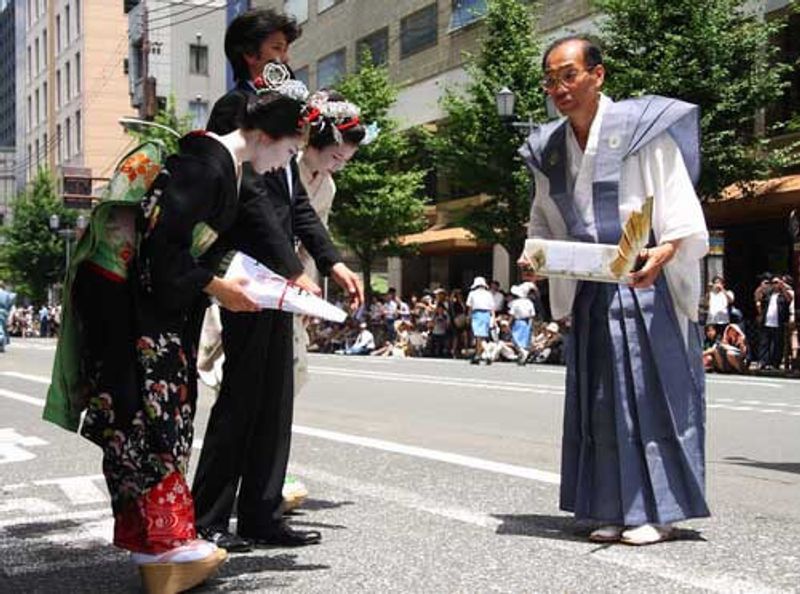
[540,66,596,91]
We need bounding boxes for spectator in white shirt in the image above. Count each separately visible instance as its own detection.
[467,276,496,364]
[343,323,375,356]
[705,275,734,335]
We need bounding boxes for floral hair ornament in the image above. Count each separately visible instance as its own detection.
[306,91,362,144]
[253,62,309,102]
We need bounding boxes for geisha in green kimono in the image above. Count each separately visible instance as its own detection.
[44,68,310,594]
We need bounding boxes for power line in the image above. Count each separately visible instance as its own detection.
[146,2,228,33]
[147,0,222,26]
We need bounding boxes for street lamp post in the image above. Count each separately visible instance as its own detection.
[495,87,535,132]
[49,214,87,273]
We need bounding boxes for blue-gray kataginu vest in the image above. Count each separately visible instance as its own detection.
[518,95,701,245]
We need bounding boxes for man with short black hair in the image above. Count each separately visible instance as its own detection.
[192,8,362,553]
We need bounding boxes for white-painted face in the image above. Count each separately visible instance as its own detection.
[249,132,302,174]
[311,142,359,174]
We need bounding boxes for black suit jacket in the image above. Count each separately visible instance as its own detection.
[202,81,341,279]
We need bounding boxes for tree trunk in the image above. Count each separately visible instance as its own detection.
[360,257,373,307]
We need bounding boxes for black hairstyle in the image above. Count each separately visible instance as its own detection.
[225,9,302,82]
[307,90,367,149]
[541,35,604,72]
[240,91,304,139]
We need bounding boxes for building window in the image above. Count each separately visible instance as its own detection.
[317,48,346,89]
[56,69,61,107]
[75,53,81,95]
[294,66,309,88]
[27,145,32,181]
[56,124,61,163]
[65,4,70,45]
[43,132,48,163]
[35,37,40,73]
[65,117,71,159]
[189,44,209,75]
[357,27,389,67]
[35,89,40,124]
[35,139,40,170]
[284,0,308,23]
[56,14,61,51]
[43,82,48,117]
[188,100,208,129]
[27,96,32,129]
[66,62,71,100]
[43,29,47,67]
[318,0,343,13]
[75,110,81,153]
[401,4,438,58]
[76,0,81,35]
[27,46,31,82]
[449,0,487,30]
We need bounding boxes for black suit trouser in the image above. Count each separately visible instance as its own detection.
[192,308,294,535]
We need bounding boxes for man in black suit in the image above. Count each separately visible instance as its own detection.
[191,9,363,552]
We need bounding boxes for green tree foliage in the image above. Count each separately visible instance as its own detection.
[0,170,77,304]
[126,95,192,154]
[595,0,798,198]
[330,54,429,302]
[434,0,546,273]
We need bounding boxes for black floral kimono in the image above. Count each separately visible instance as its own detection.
[76,132,240,554]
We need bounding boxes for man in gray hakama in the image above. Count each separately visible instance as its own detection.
[519,36,710,545]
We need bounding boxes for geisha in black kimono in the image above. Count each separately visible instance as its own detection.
[63,78,310,593]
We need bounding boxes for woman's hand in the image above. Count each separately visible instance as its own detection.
[629,240,681,289]
[204,277,260,313]
[291,272,322,296]
[516,255,539,283]
[331,263,365,309]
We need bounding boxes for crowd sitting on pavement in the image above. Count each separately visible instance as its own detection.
[701,273,797,374]
[307,278,566,366]
[305,270,799,375]
[6,304,61,338]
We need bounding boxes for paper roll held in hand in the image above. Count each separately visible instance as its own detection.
[224,252,348,323]
[521,196,654,284]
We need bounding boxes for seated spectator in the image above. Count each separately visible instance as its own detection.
[340,322,375,356]
[702,325,720,371]
[712,320,748,374]
[484,318,517,363]
[532,322,563,364]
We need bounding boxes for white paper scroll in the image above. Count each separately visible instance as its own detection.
[521,196,654,284]
[224,252,348,323]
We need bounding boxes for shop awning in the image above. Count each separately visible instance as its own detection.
[399,226,490,256]
[704,174,800,227]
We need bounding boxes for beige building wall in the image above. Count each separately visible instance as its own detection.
[81,0,136,182]
[18,0,135,190]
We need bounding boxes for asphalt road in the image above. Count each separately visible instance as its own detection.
[0,338,798,593]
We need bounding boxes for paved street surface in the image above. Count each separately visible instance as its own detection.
[0,338,798,593]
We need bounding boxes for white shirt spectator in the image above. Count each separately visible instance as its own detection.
[352,328,375,351]
[384,298,399,318]
[765,294,780,328]
[467,288,495,312]
[509,298,535,320]
[707,288,733,325]
[492,290,505,313]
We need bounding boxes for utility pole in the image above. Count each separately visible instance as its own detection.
[140,1,157,120]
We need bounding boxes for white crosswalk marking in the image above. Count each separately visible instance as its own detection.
[34,475,108,505]
[0,497,62,515]
[0,427,48,464]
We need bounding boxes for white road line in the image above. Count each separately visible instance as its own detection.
[34,475,108,505]
[311,368,563,395]
[293,425,562,485]
[1,371,51,384]
[0,497,62,516]
[0,387,45,407]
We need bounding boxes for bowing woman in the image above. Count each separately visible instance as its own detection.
[45,78,310,594]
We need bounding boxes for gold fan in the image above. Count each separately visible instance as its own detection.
[609,196,654,277]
